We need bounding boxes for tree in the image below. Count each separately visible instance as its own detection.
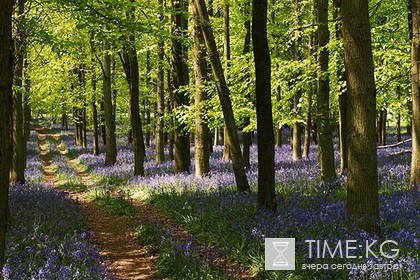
[410,0,420,190]
[342,0,379,233]
[222,0,231,161]
[316,0,336,183]
[192,0,250,192]
[242,0,252,169]
[0,0,13,270]
[155,0,166,164]
[10,0,26,184]
[192,1,210,178]
[172,0,190,174]
[120,0,145,176]
[292,0,303,161]
[102,23,117,166]
[253,0,276,212]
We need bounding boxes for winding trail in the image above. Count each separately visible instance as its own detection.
[36,126,157,280]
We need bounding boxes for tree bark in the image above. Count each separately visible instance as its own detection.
[253,0,276,212]
[303,0,317,158]
[92,101,100,155]
[317,0,336,183]
[192,2,210,178]
[342,0,379,233]
[10,0,26,184]
[102,24,117,165]
[334,0,348,175]
[0,0,13,269]
[172,0,190,173]
[410,0,420,190]
[121,1,146,176]
[222,0,231,160]
[155,0,165,164]
[193,0,250,192]
[242,0,252,169]
[292,0,302,161]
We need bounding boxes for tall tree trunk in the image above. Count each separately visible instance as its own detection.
[155,0,165,164]
[292,0,302,161]
[342,0,379,233]
[103,24,117,165]
[10,0,26,184]
[0,0,13,269]
[167,70,175,161]
[145,51,151,148]
[317,0,336,183]
[193,0,250,192]
[121,2,145,176]
[242,0,252,169]
[396,86,402,142]
[334,0,348,175]
[192,2,210,178]
[410,0,420,190]
[23,52,31,169]
[303,0,317,158]
[253,0,276,212]
[222,0,231,160]
[90,36,100,156]
[172,0,190,173]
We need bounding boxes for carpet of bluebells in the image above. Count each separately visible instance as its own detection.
[67,126,419,279]
[4,123,419,279]
[1,130,113,279]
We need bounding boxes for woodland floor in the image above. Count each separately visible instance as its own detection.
[36,126,158,280]
[35,126,255,279]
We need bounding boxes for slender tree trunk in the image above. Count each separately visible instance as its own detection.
[10,0,26,184]
[242,0,252,169]
[155,0,165,164]
[317,0,336,183]
[275,85,282,147]
[334,0,348,175]
[167,70,174,161]
[145,51,151,148]
[342,0,379,233]
[23,52,30,169]
[193,0,250,192]
[380,109,387,145]
[192,2,210,178]
[121,2,145,176]
[253,0,276,212]
[410,0,420,190]
[292,0,302,161]
[172,0,190,173]
[222,0,231,160]
[303,0,316,158]
[396,86,402,142]
[92,102,100,155]
[103,24,117,165]
[0,0,13,269]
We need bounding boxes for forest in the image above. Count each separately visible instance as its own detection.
[0,0,419,279]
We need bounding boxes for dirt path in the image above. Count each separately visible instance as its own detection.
[36,126,257,279]
[36,127,157,280]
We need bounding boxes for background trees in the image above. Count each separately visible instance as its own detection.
[1,0,416,235]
